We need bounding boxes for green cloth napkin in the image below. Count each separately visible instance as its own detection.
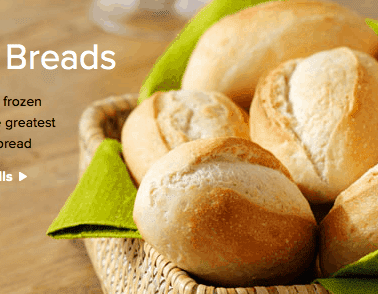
[315,250,378,293]
[47,139,140,239]
[366,18,378,35]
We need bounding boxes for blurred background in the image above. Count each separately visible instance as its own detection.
[0,0,376,293]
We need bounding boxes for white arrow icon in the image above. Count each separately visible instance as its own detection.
[19,172,27,181]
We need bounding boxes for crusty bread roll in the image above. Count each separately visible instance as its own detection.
[249,47,378,204]
[181,0,378,108]
[133,137,317,287]
[121,90,249,185]
[319,163,378,277]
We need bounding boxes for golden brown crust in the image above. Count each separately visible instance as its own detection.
[249,58,334,202]
[319,165,378,277]
[185,187,317,286]
[249,47,378,204]
[133,137,317,287]
[121,90,250,185]
[182,0,378,108]
[121,92,170,185]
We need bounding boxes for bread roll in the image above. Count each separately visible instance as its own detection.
[319,163,378,277]
[133,137,317,287]
[121,90,249,185]
[249,47,378,204]
[181,0,378,108]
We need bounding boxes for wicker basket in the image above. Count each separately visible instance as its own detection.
[78,94,330,294]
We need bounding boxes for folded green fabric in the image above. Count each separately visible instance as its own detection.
[366,18,378,35]
[315,250,378,294]
[316,279,378,294]
[47,139,141,239]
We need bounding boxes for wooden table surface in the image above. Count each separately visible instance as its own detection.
[0,1,377,293]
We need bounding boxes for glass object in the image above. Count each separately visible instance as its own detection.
[89,0,212,41]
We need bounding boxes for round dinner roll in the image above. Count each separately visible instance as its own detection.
[249,47,378,204]
[181,0,378,108]
[121,90,249,185]
[319,163,378,277]
[133,137,317,287]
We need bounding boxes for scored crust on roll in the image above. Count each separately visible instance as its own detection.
[319,163,378,277]
[249,47,378,204]
[133,137,317,287]
[121,90,249,185]
[181,0,378,108]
